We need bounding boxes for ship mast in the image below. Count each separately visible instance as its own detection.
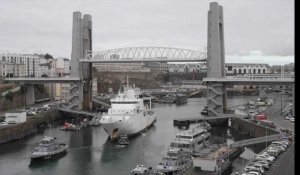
[126,75,129,86]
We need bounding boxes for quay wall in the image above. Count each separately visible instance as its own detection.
[231,117,278,137]
[0,110,62,144]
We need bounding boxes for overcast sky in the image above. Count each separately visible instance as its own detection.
[0,0,294,65]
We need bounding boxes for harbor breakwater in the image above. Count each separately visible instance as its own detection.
[0,110,62,144]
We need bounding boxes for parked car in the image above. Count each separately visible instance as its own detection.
[248,162,269,170]
[244,165,264,174]
[260,152,276,159]
[255,154,274,162]
[285,116,290,120]
[270,145,286,152]
[0,121,8,127]
[250,160,270,169]
[279,140,290,147]
[251,159,271,166]
[289,118,295,122]
[266,149,280,157]
[272,141,288,148]
[247,171,262,175]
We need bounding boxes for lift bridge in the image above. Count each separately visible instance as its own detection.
[4,47,207,112]
[80,47,207,63]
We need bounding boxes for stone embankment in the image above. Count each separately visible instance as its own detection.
[231,117,278,137]
[0,110,62,144]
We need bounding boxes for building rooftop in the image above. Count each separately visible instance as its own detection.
[226,63,270,68]
[6,110,26,114]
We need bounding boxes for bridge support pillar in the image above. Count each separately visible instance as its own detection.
[71,11,93,110]
[222,84,227,113]
[25,84,35,105]
[79,62,93,110]
[206,2,227,117]
[207,83,227,116]
[292,84,294,115]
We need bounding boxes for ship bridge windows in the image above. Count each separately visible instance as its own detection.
[177,136,193,139]
[170,142,191,149]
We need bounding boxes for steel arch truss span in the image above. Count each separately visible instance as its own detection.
[81,47,207,63]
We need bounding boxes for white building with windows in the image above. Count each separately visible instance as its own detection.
[4,111,26,123]
[0,61,25,78]
[63,58,70,74]
[225,63,271,75]
[1,53,48,77]
[168,63,207,73]
[1,53,71,78]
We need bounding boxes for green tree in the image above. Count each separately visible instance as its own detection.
[45,53,53,59]
[5,91,14,102]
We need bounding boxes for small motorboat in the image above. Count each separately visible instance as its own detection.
[130,165,155,175]
[118,135,129,145]
[60,122,80,131]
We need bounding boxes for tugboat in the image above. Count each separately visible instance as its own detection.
[155,148,193,175]
[30,136,68,161]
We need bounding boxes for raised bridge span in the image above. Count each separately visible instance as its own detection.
[80,47,207,63]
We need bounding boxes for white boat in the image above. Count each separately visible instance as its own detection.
[155,148,193,175]
[100,79,156,141]
[130,165,154,175]
[169,124,211,155]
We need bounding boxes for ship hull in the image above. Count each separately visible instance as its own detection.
[101,113,156,140]
[30,144,68,161]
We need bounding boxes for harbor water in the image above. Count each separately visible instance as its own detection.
[0,97,265,175]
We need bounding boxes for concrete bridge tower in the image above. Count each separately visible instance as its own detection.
[206,2,227,116]
[71,11,93,110]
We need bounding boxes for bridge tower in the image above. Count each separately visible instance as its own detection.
[206,2,227,117]
[71,11,93,110]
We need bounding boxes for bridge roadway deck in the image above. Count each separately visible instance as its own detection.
[4,77,80,83]
[203,77,294,85]
[58,108,101,118]
[228,134,281,147]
